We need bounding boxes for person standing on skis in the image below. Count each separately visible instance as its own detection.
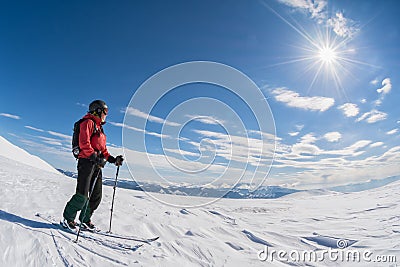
[62,99,123,230]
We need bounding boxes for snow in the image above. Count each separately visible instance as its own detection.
[0,136,58,174]
[0,136,399,266]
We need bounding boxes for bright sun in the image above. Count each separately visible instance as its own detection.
[318,47,337,64]
[263,4,378,99]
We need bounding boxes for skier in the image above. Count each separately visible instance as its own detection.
[62,100,123,231]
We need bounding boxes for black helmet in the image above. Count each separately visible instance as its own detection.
[89,100,108,116]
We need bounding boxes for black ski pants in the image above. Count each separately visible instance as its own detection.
[63,158,102,223]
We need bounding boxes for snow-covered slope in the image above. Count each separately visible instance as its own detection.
[0,136,58,174]
[0,142,399,266]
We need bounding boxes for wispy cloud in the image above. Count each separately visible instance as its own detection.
[370,78,379,85]
[338,103,359,117]
[163,148,200,158]
[37,136,64,146]
[357,109,388,124]
[386,129,398,135]
[18,137,71,159]
[277,0,327,22]
[109,121,170,139]
[191,129,276,170]
[184,115,226,125]
[76,102,88,108]
[276,143,400,189]
[25,125,70,140]
[25,126,45,132]
[276,0,358,38]
[288,132,300,136]
[271,87,334,112]
[370,142,384,148]
[109,121,142,132]
[48,131,71,140]
[0,113,21,120]
[124,107,180,127]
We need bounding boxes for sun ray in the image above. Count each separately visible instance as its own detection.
[261,2,379,100]
[306,62,325,95]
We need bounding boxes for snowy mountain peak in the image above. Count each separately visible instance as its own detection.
[0,135,58,174]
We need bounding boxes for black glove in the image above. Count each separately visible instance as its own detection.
[89,152,98,163]
[115,155,124,166]
[107,155,116,164]
[89,153,107,168]
[108,155,124,166]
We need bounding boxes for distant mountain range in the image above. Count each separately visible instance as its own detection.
[56,168,400,199]
[56,168,300,199]
[328,175,400,193]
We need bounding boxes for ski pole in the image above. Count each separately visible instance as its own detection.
[108,165,120,233]
[75,165,101,243]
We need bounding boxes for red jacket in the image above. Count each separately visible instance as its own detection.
[78,113,110,160]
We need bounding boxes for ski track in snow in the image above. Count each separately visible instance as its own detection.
[57,230,129,266]
[0,145,400,266]
[51,230,71,267]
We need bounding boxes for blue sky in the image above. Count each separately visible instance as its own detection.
[0,0,399,189]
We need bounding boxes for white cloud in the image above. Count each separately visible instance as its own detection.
[357,109,388,123]
[277,0,358,38]
[345,140,372,151]
[377,78,392,95]
[163,148,200,158]
[300,133,317,144]
[338,103,359,117]
[370,142,384,148]
[25,126,45,132]
[76,102,87,108]
[109,121,170,139]
[271,87,334,112]
[374,78,392,107]
[386,129,398,135]
[277,0,327,22]
[327,12,358,38]
[38,136,64,146]
[370,78,379,85]
[324,132,342,142]
[48,131,71,140]
[125,107,180,127]
[289,125,304,136]
[284,133,321,157]
[184,115,226,125]
[0,113,21,120]
[109,121,142,132]
[360,99,367,104]
[291,143,321,155]
[288,132,300,136]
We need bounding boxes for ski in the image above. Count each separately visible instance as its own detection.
[35,213,159,244]
[85,229,159,244]
[35,213,143,250]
